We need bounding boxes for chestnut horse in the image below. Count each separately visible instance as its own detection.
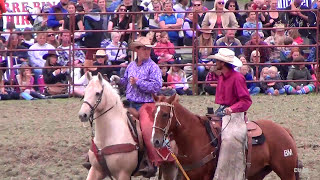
[151,94,300,180]
[78,73,178,180]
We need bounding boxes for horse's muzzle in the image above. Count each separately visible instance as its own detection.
[79,113,89,122]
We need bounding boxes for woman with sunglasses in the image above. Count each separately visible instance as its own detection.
[201,0,239,40]
[46,29,60,48]
[108,4,133,43]
[225,0,244,37]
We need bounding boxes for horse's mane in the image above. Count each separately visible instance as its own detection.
[174,101,203,125]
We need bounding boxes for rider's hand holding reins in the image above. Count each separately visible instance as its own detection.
[224,107,233,115]
[110,75,120,84]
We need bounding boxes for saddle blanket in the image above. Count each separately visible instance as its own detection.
[139,103,174,166]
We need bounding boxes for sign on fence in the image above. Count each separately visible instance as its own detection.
[3,0,58,29]
[277,0,312,8]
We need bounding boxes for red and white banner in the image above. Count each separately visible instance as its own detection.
[3,0,58,29]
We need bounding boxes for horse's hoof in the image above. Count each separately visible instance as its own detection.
[82,162,91,170]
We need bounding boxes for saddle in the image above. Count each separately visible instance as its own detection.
[203,114,265,178]
[126,109,157,178]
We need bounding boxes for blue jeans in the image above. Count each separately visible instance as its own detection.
[198,66,206,81]
[266,87,285,95]
[33,69,43,87]
[128,100,145,111]
[249,87,261,95]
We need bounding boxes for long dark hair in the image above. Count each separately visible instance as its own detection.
[225,0,240,11]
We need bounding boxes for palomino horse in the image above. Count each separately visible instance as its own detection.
[151,94,300,180]
[78,73,178,180]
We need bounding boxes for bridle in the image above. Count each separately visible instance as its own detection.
[82,85,116,137]
[152,102,181,138]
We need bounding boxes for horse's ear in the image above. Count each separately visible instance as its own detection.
[86,71,92,81]
[97,72,103,83]
[168,93,179,104]
[152,93,159,102]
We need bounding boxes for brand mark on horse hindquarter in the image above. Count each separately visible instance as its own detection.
[284,149,293,157]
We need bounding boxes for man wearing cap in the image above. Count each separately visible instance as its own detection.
[208,48,252,180]
[110,37,162,111]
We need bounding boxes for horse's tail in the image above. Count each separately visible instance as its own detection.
[283,127,302,180]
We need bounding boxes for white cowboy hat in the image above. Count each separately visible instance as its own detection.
[207,48,242,67]
[129,36,155,51]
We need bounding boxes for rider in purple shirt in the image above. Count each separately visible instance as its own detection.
[111,37,162,110]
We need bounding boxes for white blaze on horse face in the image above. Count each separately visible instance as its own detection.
[151,106,161,144]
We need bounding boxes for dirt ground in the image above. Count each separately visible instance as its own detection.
[0,95,319,180]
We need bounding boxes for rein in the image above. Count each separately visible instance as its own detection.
[152,102,181,138]
[82,85,116,137]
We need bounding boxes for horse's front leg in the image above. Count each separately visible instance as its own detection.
[86,167,105,180]
[86,150,105,180]
[161,162,179,180]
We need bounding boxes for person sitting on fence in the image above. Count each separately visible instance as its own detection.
[167,60,193,95]
[57,31,85,66]
[42,51,69,95]
[203,65,220,95]
[260,66,285,96]
[154,32,176,64]
[284,56,315,95]
[157,62,176,96]
[239,64,261,95]
[16,64,46,100]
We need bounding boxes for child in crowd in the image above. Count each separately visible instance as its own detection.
[154,32,176,64]
[167,62,192,95]
[284,56,315,95]
[240,65,260,95]
[243,12,263,37]
[288,29,303,45]
[16,64,45,100]
[157,63,176,96]
[235,54,255,78]
[203,65,220,95]
[260,66,285,96]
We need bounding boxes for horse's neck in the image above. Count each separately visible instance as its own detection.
[172,103,211,159]
[94,96,133,147]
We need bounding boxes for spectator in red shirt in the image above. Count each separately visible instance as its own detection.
[208,48,252,180]
[154,32,176,64]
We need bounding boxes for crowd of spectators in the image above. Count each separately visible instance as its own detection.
[1,0,320,100]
